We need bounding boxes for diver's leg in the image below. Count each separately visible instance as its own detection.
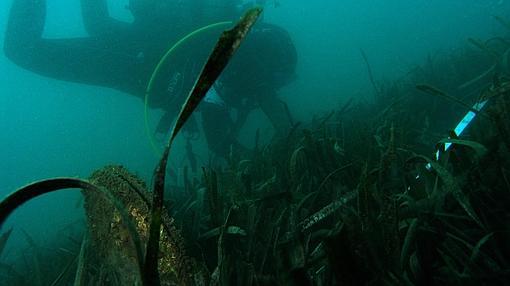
[4,0,140,97]
[201,102,246,157]
[257,91,293,139]
[4,0,46,61]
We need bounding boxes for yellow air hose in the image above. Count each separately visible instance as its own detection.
[144,21,232,157]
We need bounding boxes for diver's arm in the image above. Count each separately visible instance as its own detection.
[4,0,139,94]
[80,0,131,37]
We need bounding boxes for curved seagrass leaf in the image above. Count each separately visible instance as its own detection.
[485,37,510,48]
[444,235,474,270]
[20,229,43,285]
[50,254,78,286]
[296,191,318,215]
[199,226,247,241]
[415,84,490,119]
[437,248,463,278]
[408,155,485,229]
[483,79,510,101]
[289,146,308,181]
[493,15,510,31]
[467,232,494,271]
[0,262,24,284]
[445,231,500,273]
[468,38,500,58]
[298,163,354,213]
[73,233,88,286]
[470,233,493,261]
[316,163,353,193]
[145,8,263,285]
[409,252,422,280]
[400,218,419,270]
[0,228,12,258]
[437,138,488,158]
[0,178,145,284]
[360,48,380,96]
[457,64,496,90]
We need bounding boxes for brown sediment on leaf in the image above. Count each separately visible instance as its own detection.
[85,165,202,286]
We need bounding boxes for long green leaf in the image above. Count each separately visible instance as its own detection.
[0,228,12,258]
[438,249,463,279]
[73,234,89,286]
[50,255,78,286]
[469,232,494,267]
[144,8,263,286]
[0,262,25,284]
[415,84,490,119]
[400,218,419,270]
[494,15,510,31]
[21,230,42,286]
[199,226,247,241]
[410,155,484,228]
[437,138,488,158]
[468,38,500,58]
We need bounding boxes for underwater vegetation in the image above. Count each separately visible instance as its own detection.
[1,10,510,286]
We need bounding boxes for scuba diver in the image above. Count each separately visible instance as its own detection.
[4,0,297,157]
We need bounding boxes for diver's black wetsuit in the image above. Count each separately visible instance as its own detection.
[4,0,297,156]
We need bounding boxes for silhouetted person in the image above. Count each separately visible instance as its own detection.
[4,0,297,156]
